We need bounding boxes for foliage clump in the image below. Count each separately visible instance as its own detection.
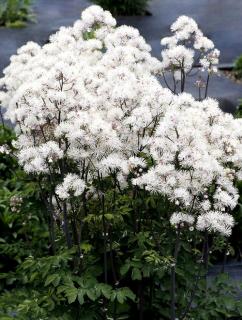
[234,55,242,79]
[0,0,33,28]
[92,0,150,16]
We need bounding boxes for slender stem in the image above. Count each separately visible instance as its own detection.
[203,231,209,272]
[172,72,177,94]
[180,264,202,319]
[37,178,56,254]
[63,201,72,249]
[222,240,229,273]
[162,72,174,93]
[110,232,118,320]
[139,281,144,320]
[71,212,83,273]
[132,186,138,234]
[0,106,5,127]
[171,227,181,320]
[149,277,154,311]
[113,298,117,320]
[100,191,108,320]
[82,191,88,216]
[201,231,210,298]
[110,230,118,285]
[49,191,56,254]
[102,194,108,283]
[178,230,201,319]
[204,73,210,99]
[59,157,72,249]
[180,68,186,93]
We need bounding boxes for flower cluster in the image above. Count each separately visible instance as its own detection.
[10,195,23,213]
[133,94,242,236]
[160,15,220,94]
[0,144,10,154]
[56,174,86,200]
[0,6,241,237]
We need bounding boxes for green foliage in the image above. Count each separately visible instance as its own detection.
[92,0,150,16]
[0,247,136,318]
[234,54,242,79]
[0,0,33,28]
[189,273,242,320]
[0,125,48,288]
[236,99,242,119]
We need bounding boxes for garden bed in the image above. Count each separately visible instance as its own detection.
[2,2,242,319]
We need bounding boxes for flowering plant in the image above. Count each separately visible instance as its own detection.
[1,5,242,319]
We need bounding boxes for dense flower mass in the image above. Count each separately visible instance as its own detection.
[0,5,241,237]
[133,95,242,235]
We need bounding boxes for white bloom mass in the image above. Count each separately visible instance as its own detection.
[56,174,86,200]
[170,212,195,226]
[0,5,241,237]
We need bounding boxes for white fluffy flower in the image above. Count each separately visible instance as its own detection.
[196,211,234,236]
[161,45,194,72]
[0,144,10,154]
[170,212,195,226]
[171,16,198,39]
[56,174,86,199]
[160,15,219,78]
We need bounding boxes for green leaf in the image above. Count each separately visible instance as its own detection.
[111,287,136,304]
[121,287,136,302]
[78,289,85,305]
[44,273,60,287]
[104,213,114,220]
[120,262,130,276]
[86,288,97,301]
[131,268,142,280]
[99,283,112,299]
[80,242,92,253]
[65,287,78,304]
[224,296,235,311]
[116,290,125,304]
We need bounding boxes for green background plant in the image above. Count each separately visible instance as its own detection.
[92,0,150,16]
[234,54,242,79]
[0,0,33,28]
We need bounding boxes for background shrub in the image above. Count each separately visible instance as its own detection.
[0,0,33,28]
[0,125,49,290]
[92,0,150,15]
[234,55,242,79]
